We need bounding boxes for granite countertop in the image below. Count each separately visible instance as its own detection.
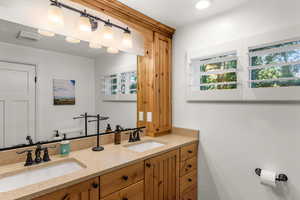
[0,131,199,200]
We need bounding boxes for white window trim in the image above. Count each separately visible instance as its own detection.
[186,41,244,101]
[185,24,300,101]
[101,69,137,102]
[244,27,300,101]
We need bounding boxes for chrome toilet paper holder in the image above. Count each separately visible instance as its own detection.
[255,168,288,182]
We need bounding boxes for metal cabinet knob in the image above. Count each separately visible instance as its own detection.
[62,193,70,200]
[92,182,99,189]
[122,175,129,181]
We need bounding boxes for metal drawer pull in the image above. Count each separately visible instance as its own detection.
[188,150,193,153]
[188,164,192,168]
[122,175,129,181]
[122,198,128,200]
[146,163,151,168]
[62,193,70,200]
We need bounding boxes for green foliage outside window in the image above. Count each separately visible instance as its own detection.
[110,75,117,95]
[200,60,237,72]
[250,42,300,88]
[130,72,137,94]
[200,59,237,91]
[200,84,237,91]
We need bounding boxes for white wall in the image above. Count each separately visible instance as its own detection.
[173,0,300,199]
[95,52,137,130]
[0,42,95,142]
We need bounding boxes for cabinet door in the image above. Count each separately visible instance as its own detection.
[145,149,180,200]
[137,37,154,131]
[34,177,99,200]
[153,32,172,135]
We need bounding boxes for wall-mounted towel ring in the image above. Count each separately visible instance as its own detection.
[255,168,288,182]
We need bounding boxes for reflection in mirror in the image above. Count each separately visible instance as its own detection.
[0,19,137,150]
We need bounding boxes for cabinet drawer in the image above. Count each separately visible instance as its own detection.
[180,187,197,200]
[101,181,144,200]
[180,171,197,194]
[180,143,197,162]
[100,162,144,198]
[180,157,197,177]
[34,177,99,200]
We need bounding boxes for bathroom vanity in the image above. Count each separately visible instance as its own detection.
[0,128,198,200]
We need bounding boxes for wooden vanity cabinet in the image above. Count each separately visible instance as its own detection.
[137,32,172,137]
[144,149,180,200]
[152,33,172,135]
[34,177,99,200]
[33,142,198,200]
[179,143,198,200]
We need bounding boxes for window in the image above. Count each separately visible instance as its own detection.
[195,52,238,91]
[187,50,242,101]
[249,39,300,88]
[104,74,118,96]
[129,71,137,94]
[120,71,137,95]
[102,70,137,101]
[186,26,300,101]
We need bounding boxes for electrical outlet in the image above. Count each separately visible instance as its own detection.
[147,112,152,122]
[139,112,144,121]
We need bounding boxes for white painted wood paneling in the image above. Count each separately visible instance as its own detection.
[0,61,36,147]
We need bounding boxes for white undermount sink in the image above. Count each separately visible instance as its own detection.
[125,140,165,152]
[0,159,85,192]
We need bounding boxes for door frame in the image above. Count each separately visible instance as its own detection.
[0,59,38,146]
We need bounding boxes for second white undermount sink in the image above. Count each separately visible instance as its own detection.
[0,159,84,192]
[125,140,165,152]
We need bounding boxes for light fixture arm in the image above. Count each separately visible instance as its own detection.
[49,0,131,33]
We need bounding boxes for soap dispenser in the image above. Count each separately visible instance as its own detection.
[106,123,112,133]
[53,130,62,140]
[60,134,70,156]
[114,125,122,145]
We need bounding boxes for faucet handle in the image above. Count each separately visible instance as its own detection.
[17,150,34,166]
[128,132,134,143]
[17,149,32,154]
[42,145,56,162]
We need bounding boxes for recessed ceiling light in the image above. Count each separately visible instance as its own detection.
[195,0,212,10]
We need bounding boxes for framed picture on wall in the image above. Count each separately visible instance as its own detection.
[53,79,76,105]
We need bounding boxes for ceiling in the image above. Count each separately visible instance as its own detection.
[117,0,250,28]
[0,19,109,58]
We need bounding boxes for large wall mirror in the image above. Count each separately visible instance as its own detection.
[0,18,138,150]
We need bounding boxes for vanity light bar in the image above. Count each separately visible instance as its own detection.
[49,0,131,34]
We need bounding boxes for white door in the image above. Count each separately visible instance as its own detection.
[0,61,36,148]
